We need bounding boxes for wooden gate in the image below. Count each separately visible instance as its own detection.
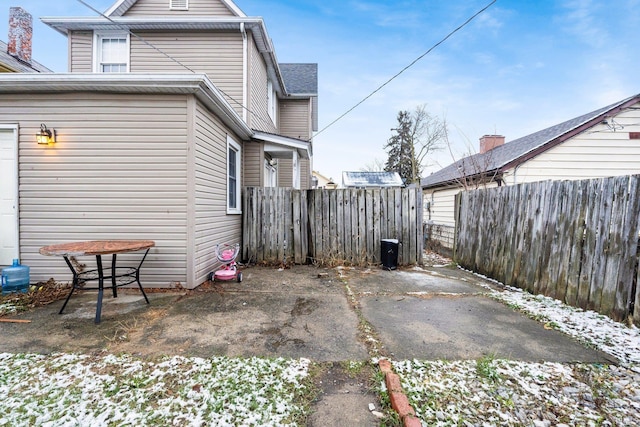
[243,187,423,266]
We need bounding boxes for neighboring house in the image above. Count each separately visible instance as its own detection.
[312,170,337,189]
[342,171,404,188]
[422,93,640,248]
[0,7,51,73]
[0,0,317,289]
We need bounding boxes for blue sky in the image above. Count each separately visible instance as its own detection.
[1,0,639,183]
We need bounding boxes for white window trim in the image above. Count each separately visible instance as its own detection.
[267,80,277,125]
[93,31,130,73]
[292,151,300,189]
[227,135,242,214]
[264,158,277,187]
[169,0,189,10]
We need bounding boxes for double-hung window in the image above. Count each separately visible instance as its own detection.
[94,32,129,73]
[227,136,242,214]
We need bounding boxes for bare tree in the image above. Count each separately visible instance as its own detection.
[385,105,447,185]
[443,127,501,191]
[360,158,386,172]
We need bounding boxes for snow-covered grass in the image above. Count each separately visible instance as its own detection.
[384,271,640,427]
[391,358,640,426]
[0,353,311,427]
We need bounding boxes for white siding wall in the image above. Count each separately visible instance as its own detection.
[125,0,235,16]
[0,92,190,288]
[193,101,242,286]
[503,108,640,184]
[69,31,93,73]
[424,187,460,227]
[247,35,277,133]
[423,104,640,245]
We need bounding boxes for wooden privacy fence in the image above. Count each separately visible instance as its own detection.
[243,187,423,266]
[455,175,640,324]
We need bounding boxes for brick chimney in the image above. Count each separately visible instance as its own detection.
[8,7,33,64]
[479,135,505,154]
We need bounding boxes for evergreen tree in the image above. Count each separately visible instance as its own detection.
[384,105,447,185]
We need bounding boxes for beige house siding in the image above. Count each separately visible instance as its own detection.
[247,35,276,133]
[0,92,191,288]
[243,141,263,187]
[300,158,311,189]
[69,31,93,73]
[130,32,244,115]
[279,99,311,140]
[125,0,236,16]
[278,158,293,187]
[193,100,242,286]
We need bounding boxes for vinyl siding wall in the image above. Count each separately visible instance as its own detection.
[277,159,293,187]
[69,31,93,73]
[300,158,311,189]
[0,92,190,288]
[193,100,242,286]
[130,32,244,116]
[125,0,236,16]
[243,141,263,187]
[247,34,276,133]
[502,108,640,184]
[423,105,640,240]
[279,99,311,140]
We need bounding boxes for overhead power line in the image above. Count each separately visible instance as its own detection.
[314,0,498,139]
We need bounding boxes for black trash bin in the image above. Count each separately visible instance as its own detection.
[381,239,399,270]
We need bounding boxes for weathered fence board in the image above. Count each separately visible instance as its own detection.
[455,175,640,325]
[243,187,423,267]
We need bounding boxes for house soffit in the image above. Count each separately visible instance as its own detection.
[253,131,311,159]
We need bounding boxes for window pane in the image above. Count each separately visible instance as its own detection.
[99,36,127,73]
[228,148,237,209]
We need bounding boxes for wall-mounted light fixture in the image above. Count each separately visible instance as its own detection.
[36,123,56,145]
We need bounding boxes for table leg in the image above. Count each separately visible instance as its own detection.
[95,255,104,324]
[111,254,118,298]
[59,256,78,315]
[136,249,151,305]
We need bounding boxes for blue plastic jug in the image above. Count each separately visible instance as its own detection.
[1,259,30,295]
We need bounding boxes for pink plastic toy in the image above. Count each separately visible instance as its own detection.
[207,243,242,282]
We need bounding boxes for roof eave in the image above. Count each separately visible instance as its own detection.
[252,130,312,159]
[501,95,640,171]
[40,16,288,96]
[0,73,252,139]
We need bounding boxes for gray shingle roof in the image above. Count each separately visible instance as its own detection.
[421,93,640,189]
[0,40,52,73]
[279,63,317,95]
[342,171,404,187]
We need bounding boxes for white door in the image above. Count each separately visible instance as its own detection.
[0,127,18,265]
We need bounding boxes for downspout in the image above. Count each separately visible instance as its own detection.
[241,22,247,123]
[512,163,521,185]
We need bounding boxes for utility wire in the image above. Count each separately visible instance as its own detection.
[75,0,277,131]
[314,0,498,138]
